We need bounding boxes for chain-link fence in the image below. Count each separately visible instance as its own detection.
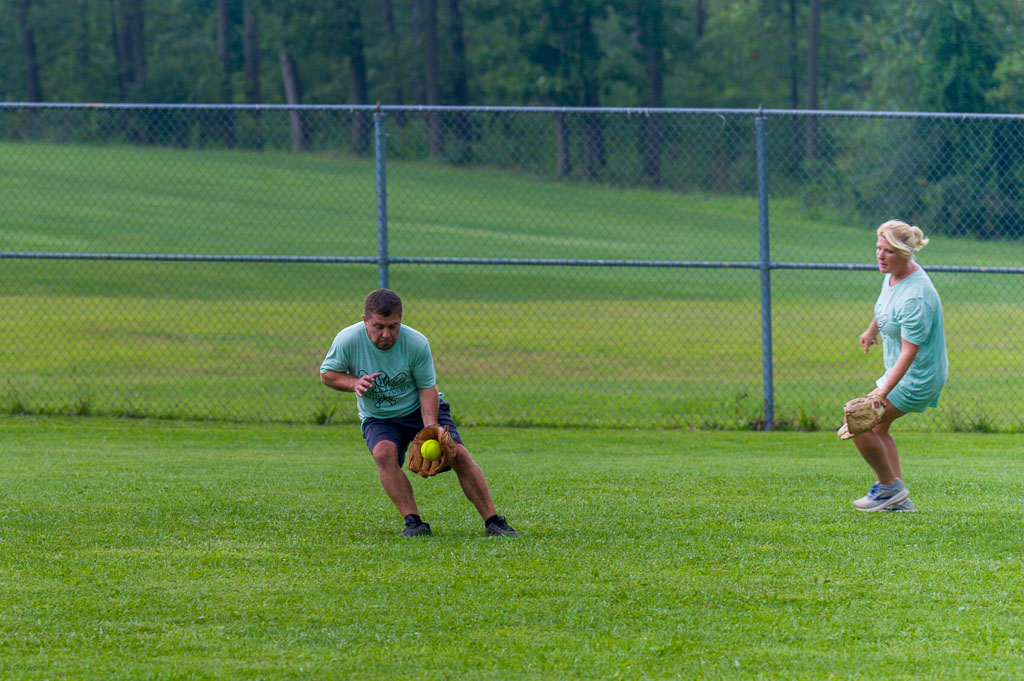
[2,104,1023,431]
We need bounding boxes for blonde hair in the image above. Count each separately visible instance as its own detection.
[877,219,929,261]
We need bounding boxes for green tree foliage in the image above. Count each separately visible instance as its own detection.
[920,0,997,113]
[783,0,1024,239]
[910,0,1017,238]
[2,0,1018,113]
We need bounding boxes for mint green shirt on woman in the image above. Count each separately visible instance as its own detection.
[873,268,948,413]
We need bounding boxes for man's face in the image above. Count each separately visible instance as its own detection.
[363,312,402,350]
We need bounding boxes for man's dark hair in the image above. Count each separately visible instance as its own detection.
[364,288,403,318]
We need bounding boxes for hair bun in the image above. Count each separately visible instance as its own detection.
[876,219,929,259]
[909,224,929,251]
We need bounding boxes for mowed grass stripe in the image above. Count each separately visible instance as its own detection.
[3,417,1024,679]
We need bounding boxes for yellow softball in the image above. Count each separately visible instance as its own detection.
[421,439,441,461]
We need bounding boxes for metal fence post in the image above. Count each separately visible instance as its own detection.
[374,106,389,289]
[756,110,774,430]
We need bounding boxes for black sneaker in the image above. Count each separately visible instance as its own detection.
[401,515,432,537]
[484,515,520,538]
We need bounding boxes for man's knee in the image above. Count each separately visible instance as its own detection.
[451,444,477,470]
[371,442,401,469]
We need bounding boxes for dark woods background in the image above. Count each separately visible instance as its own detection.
[9,1,1024,113]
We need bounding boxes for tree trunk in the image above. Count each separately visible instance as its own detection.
[242,1,263,149]
[217,0,232,102]
[243,1,260,103]
[217,0,236,147]
[410,1,425,105]
[788,0,798,110]
[555,113,571,177]
[15,0,43,102]
[344,3,370,154]
[448,0,468,107]
[113,0,145,98]
[111,0,146,140]
[448,0,472,161]
[419,0,444,158]
[125,0,145,85]
[695,0,706,40]
[74,0,92,99]
[110,0,127,99]
[279,49,307,152]
[579,10,603,180]
[806,0,820,160]
[241,2,260,102]
[381,0,406,124]
[638,0,664,184]
[786,0,801,172]
[381,0,402,102]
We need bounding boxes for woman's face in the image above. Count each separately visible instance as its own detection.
[876,236,908,275]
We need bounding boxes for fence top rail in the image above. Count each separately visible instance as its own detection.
[5,251,1024,274]
[3,101,1024,120]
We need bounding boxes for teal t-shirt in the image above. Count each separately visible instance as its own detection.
[320,322,438,421]
[873,268,948,412]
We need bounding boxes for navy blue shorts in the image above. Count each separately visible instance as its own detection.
[360,401,463,467]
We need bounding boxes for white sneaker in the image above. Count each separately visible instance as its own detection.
[852,479,909,512]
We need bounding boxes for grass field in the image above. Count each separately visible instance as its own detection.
[4,415,1024,680]
[3,141,1024,430]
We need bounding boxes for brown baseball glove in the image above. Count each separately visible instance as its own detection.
[407,424,457,477]
[836,396,886,440]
